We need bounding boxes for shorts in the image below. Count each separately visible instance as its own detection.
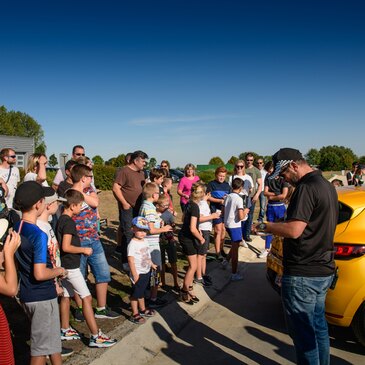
[130,272,151,299]
[226,227,243,243]
[22,298,61,356]
[195,230,210,255]
[160,241,177,264]
[178,233,198,256]
[79,238,111,283]
[62,268,91,298]
[213,216,224,225]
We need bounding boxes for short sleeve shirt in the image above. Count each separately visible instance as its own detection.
[179,201,200,242]
[177,176,200,205]
[245,166,261,197]
[0,166,20,209]
[127,238,151,275]
[37,219,61,268]
[207,180,231,212]
[224,193,244,229]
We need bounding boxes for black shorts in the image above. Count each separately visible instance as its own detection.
[178,233,198,256]
[160,241,177,264]
[131,272,151,299]
[195,230,210,255]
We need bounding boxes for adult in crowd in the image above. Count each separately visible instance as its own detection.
[24,153,48,186]
[346,161,358,186]
[256,158,267,223]
[352,164,364,186]
[254,148,338,365]
[0,148,20,209]
[243,153,262,242]
[112,150,148,268]
[177,163,199,213]
[52,145,86,190]
[160,160,171,178]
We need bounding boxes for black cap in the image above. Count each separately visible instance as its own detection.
[270,148,303,179]
[13,181,48,211]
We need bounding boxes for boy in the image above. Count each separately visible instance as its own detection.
[139,182,172,308]
[57,160,77,197]
[71,164,120,319]
[57,189,117,347]
[155,195,179,290]
[14,181,66,365]
[223,178,250,281]
[128,216,157,324]
[149,168,165,195]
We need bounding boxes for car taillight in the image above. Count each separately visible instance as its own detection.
[334,244,365,257]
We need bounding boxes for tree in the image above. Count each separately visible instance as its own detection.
[0,105,46,152]
[318,145,357,171]
[209,156,224,165]
[305,148,320,166]
[227,156,238,165]
[148,157,157,169]
[358,156,365,165]
[92,155,104,166]
[48,153,58,167]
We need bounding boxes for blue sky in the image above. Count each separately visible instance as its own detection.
[1,0,364,167]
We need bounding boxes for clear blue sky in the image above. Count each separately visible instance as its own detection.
[1,0,364,167]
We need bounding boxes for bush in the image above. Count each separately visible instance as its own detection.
[46,170,57,186]
[93,165,117,190]
[197,170,215,183]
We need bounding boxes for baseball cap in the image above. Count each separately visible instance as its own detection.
[270,148,303,179]
[44,187,67,205]
[13,181,50,211]
[132,216,150,230]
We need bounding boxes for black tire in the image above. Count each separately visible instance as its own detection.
[351,302,365,347]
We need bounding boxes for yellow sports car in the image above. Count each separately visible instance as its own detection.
[267,186,365,347]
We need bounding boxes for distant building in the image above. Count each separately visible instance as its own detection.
[0,135,34,170]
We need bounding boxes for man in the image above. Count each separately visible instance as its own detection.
[243,153,262,241]
[52,145,86,190]
[256,158,267,222]
[254,148,338,365]
[112,150,148,267]
[346,161,358,186]
[0,148,20,209]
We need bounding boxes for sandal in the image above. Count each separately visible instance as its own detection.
[129,313,146,324]
[188,286,200,303]
[180,289,194,305]
[140,308,156,317]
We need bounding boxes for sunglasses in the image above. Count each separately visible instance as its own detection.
[257,162,263,165]
[236,165,244,169]
[7,155,16,158]
[75,153,85,156]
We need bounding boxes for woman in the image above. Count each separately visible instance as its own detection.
[160,160,171,178]
[177,163,199,213]
[24,153,48,186]
[178,182,219,304]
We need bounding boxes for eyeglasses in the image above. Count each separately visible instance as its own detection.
[7,155,16,158]
[161,165,168,168]
[75,153,85,156]
[257,162,263,165]
[236,165,244,169]
[158,203,169,208]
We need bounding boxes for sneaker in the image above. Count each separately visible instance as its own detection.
[230,273,243,281]
[89,329,117,348]
[148,297,168,308]
[73,307,85,322]
[245,237,253,242]
[221,259,229,269]
[61,327,81,341]
[240,240,248,248]
[216,254,224,262]
[203,275,213,285]
[95,307,122,319]
[259,250,269,259]
[61,347,74,358]
[195,277,212,287]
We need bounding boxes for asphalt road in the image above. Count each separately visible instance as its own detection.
[146,259,365,365]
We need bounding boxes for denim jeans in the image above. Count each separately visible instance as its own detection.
[281,275,333,365]
[258,192,266,222]
[243,200,256,239]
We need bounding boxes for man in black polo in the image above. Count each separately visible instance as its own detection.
[254,148,338,365]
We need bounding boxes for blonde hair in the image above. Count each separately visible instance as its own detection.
[156,195,169,205]
[143,182,159,199]
[26,153,47,173]
[190,181,206,202]
[184,163,196,176]
[234,159,246,173]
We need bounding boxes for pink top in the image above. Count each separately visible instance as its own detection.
[178,176,200,205]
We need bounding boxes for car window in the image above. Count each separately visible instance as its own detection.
[338,201,353,224]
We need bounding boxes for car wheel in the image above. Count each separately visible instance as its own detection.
[351,302,365,347]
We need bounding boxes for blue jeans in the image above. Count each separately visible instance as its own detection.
[281,275,333,365]
[258,192,266,222]
[243,200,256,239]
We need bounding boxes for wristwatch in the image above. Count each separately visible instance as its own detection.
[257,222,267,232]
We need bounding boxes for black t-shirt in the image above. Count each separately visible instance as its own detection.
[58,180,73,197]
[283,170,338,277]
[178,201,200,243]
[56,214,81,269]
[265,175,290,200]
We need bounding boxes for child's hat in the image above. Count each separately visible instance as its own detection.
[44,187,67,205]
[14,181,49,210]
[132,216,150,230]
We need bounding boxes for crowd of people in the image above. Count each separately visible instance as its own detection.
[0,145,359,365]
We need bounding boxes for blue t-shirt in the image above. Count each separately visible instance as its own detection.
[15,221,57,303]
[207,180,232,212]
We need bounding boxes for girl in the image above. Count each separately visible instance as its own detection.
[24,153,48,186]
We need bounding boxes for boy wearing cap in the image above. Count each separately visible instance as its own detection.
[128,216,157,324]
[14,181,67,365]
[56,189,117,347]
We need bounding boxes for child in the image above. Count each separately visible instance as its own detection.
[162,177,177,216]
[14,181,66,365]
[139,182,172,308]
[0,226,21,365]
[155,195,179,290]
[223,178,250,281]
[127,216,157,324]
[57,159,77,197]
[149,168,165,195]
[56,189,117,347]
[71,164,120,319]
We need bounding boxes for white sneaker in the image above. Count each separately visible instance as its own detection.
[240,240,248,248]
[230,273,243,281]
[258,250,269,259]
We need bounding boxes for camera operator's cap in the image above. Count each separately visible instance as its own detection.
[270,148,303,179]
[13,181,49,211]
[132,216,150,230]
[0,219,9,245]
[44,187,67,205]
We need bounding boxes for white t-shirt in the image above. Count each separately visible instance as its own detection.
[259,169,267,192]
[198,199,212,231]
[53,167,67,186]
[24,172,49,186]
[0,166,20,209]
[228,174,253,197]
[127,238,152,275]
[37,219,61,267]
[224,193,244,229]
